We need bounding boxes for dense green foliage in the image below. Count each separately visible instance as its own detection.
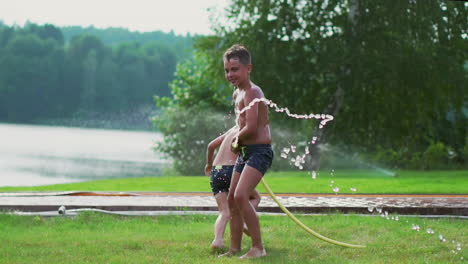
[60,26,196,61]
[61,25,193,60]
[152,50,236,174]
[0,22,192,123]
[154,0,467,174]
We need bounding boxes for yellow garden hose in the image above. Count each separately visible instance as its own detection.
[260,178,366,248]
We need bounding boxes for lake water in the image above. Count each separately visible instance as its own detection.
[0,123,170,187]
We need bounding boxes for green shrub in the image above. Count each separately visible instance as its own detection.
[421,141,448,170]
[408,152,423,169]
[373,148,401,168]
[464,136,468,165]
[153,106,231,175]
[151,50,233,175]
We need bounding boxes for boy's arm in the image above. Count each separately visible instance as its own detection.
[205,133,226,176]
[236,88,261,144]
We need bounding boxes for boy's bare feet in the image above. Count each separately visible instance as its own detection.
[218,250,241,258]
[211,244,224,251]
[211,239,224,250]
[239,247,267,259]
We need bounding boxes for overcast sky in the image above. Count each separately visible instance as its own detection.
[0,0,230,35]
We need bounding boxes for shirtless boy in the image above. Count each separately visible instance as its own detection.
[205,127,261,250]
[220,44,273,259]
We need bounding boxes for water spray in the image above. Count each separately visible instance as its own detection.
[233,97,366,248]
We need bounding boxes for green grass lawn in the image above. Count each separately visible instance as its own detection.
[0,212,465,264]
[1,170,467,194]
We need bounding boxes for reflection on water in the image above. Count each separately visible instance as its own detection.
[0,123,169,187]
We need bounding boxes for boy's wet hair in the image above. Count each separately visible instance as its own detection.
[224,44,251,65]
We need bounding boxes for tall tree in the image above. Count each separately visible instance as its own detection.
[212,0,467,152]
[154,0,467,172]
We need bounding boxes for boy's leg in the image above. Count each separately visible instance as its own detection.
[234,165,266,258]
[220,170,243,256]
[212,192,229,249]
[243,189,262,237]
[249,189,261,209]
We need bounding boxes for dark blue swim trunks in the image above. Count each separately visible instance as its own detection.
[234,144,274,175]
[210,165,234,195]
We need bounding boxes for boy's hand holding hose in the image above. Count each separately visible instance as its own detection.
[231,136,241,153]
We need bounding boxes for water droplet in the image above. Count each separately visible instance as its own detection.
[311,171,317,179]
[291,145,296,153]
[439,234,446,242]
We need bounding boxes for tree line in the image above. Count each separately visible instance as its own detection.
[154,0,467,174]
[61,25,194,52]
[0,22,192,123]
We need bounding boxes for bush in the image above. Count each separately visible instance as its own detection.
[153,106,232,175]
[373,148,400,168]
[421,141,448,170]
[407,152,423,170]
[464,136,468,165]
[369,142,457,170]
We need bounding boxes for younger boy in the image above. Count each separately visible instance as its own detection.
[205,127,261,249]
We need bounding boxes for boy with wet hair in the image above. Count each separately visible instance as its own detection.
[220,44,273,259]
[205,126,261,250]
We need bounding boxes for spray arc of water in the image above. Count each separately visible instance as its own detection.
[235,97,334,127]
[232,97,334,148]
[261,178,366,248]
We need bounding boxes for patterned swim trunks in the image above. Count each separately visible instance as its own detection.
[210,165,234,195]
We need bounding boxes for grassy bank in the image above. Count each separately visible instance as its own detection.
[0,213,465,264]
[1,170,467,194]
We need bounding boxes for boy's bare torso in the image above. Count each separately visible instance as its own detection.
[236,83,272,145]
[213,128,238,166]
